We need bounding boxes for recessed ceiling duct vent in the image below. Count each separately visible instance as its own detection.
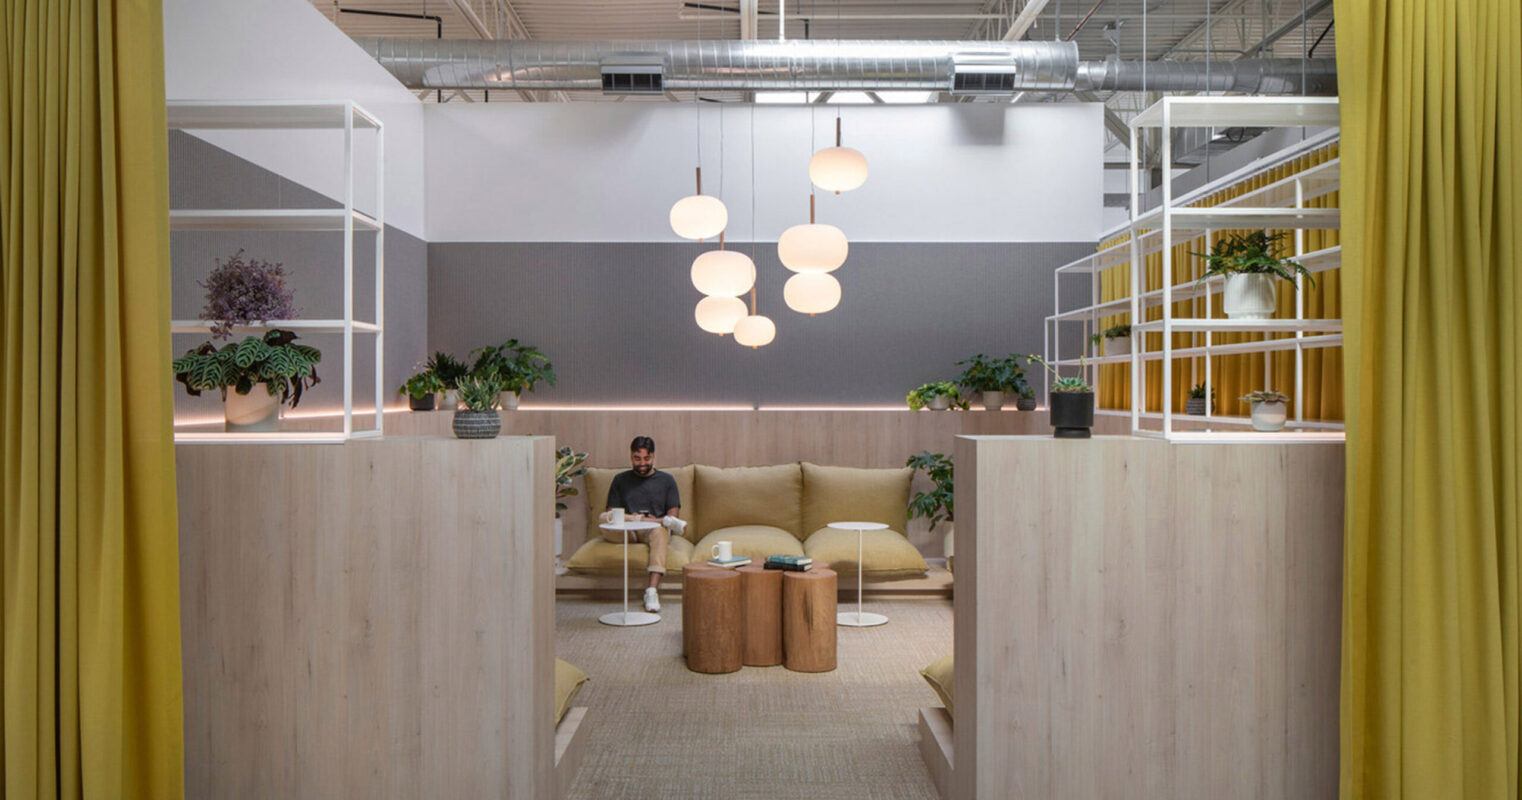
[600,60,664,95]
[951,55,1020,95]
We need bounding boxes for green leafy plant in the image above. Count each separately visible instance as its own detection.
[1025,354,1092,393]
[456,369,505,412]
[426,351,470,391]
[906,381,968,410]
[471,339,557,395]
[1088,324,1133,347]
[955,353,1030,395]
[1188,383,1217,401]
[555,446,589,514]
[172,329,321,408]
[906,451,954,533]
[1241,390,1289,404]
[1192,231,1314,288]
[398,369,444,399]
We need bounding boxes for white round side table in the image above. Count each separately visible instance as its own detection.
[598,519,663,627]
[829,521,889,627]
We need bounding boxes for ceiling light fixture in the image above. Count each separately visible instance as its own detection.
[734,95,773,349]
[695,294,748,334]
[809,116,868,194]
[783,271,841,315]
[670,8,727,241]
[778,194,847,273]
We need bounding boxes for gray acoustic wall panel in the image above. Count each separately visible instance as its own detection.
[168,131,427,420]
[427,241,1095,407]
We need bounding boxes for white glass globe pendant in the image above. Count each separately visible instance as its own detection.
[691,242,756,297]
[695,295,748,335]
[670,167,728,241]
[784,272,842,315]
[777,195,848,273]
[809,117,868,194]
[733,313,776,348]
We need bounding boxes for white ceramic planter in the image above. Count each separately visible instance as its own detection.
[928,395,952,411]
[1103,335,1132,357]
[440,389,459,410]
[1223,274,1278,319]
[224,385,279,432]
[499,391,521,410]
[554,516,564,559]
[1250,400,1288,432]
[981,391,1005,411]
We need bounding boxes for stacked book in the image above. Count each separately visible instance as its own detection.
[706,555,752,568]
[763,554,813,572]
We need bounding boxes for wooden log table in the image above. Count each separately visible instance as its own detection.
[782,566,838,673]
[683,566,743,674]
[736,565,782,666]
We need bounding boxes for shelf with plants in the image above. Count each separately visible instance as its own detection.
[168,100,383,444]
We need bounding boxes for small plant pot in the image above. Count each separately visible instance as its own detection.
[981,391,1005,411]
[499,391,521,411]
[408,392,436,411]
[224,385,279,432]
[1103,335,1132,357]
[1249,400,1288,432]
[1048,391,1095,438]
[1185,397,1207,416]
[440,389,459,410]
[927,395,952,411]
[1015,395,1037,412]
[452,409,501,439]
[1223,274,1278,319]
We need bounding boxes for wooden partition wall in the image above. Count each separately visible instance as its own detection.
[177,436,556,799]
[953,435,1343,799]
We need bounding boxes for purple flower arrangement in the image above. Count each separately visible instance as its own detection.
[198,249,298,339]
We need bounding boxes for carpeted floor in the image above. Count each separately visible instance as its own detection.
[557,595,953,800]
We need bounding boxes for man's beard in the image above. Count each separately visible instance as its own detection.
[635,465,654,476]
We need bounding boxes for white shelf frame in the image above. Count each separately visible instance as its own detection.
[1044,97,1344,443]
[169,100,384,444]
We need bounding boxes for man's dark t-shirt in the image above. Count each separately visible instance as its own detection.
[607,469,681,517]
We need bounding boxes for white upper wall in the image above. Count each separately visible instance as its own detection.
[425,102,1104,243]
[163,0,426,238]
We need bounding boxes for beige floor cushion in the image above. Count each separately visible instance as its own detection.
[584,465,696,543]
[800,462,913,536]
[693,464,803,539]
[693,525,806,563]
[919,655,954,719]
[565,534,694,576]
[555,658,590,725]
[802,528,929,578]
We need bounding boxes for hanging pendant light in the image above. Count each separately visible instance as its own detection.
[784,272,841,315]
[695,295,748,335]
[733,314,776,348]
[691,235,756,297]
[810,117,868,194]
[778,195,848,273]
[670,167,728,240]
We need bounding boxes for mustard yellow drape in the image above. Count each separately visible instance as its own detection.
[1337,1,1522,798]
[1096,146,1344,420]
[1,0,184,798]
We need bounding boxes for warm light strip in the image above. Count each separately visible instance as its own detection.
[517,404,757,412]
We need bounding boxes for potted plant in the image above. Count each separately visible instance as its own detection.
[452,370,504,439]
[1089,324,1132,357]
[197,249,298,340]
[906,381,967,411]
[1186,383,1214,416]
[1015,387,1037,411]
[172,329,321,432]
[906,451,954,564]
[1241,390,1289,432]
[398,368,444,412]
[426,351,470,410]
[955,353,1029,411]
[554,446,589,565]
[471,339,557,410]
[1194,231,1314,319]
[1026,355,1094,438]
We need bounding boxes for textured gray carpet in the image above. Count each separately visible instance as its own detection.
[557,595,953,800]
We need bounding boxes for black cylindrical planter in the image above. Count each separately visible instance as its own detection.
[452,409,501,439]
[1048,391,1095,438]
[409,392,436,411]
[1015,395,1037,412]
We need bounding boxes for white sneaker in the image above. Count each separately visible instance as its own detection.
[662,515,687,537]
[643,587,661,613]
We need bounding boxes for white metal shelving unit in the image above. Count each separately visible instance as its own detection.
[1045,96,1345,444]
[169,100,384,444]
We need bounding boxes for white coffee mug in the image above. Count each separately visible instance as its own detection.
[711,541,733,561]
[607,507,625,525]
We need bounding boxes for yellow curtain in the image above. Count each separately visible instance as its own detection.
[1096,146,1344,420]
[1,0,184,797]
[1338,1,1521,798]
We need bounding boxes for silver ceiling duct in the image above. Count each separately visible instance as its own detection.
[355,38,1336,96]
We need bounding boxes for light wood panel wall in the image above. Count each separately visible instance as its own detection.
[953,436,1343,800]
[177,436,556,799]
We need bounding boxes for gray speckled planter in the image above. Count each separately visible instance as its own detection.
[452,409,501,439]
[1015,395,1037,412]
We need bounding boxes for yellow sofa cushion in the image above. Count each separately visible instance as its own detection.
[693,525,806,563]
[800,462,913,537]
[693,463,804,540]
[555,658,590,725]
[565,533,694,576]
[802,527,929,579]
[584,465,696,543]
[920,655,954,719]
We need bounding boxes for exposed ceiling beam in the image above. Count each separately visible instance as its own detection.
[739,0,757,40]
[1249,0,1333,57]
[1156,0,1254,61]
[1075,90,1131,145]
[1002,0,1051,41]
[446,0,567,102]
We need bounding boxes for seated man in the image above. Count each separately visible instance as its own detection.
[599,435,686,612]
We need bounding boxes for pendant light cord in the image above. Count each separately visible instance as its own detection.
[750,99,758,315]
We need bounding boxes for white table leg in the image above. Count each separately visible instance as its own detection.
[838,525,888,627]
[599,524,660,626]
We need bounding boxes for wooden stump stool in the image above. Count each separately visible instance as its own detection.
[681,562,724,658]
[737,565,783,666]
[782,567,838,673]
[683,567,743,674]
